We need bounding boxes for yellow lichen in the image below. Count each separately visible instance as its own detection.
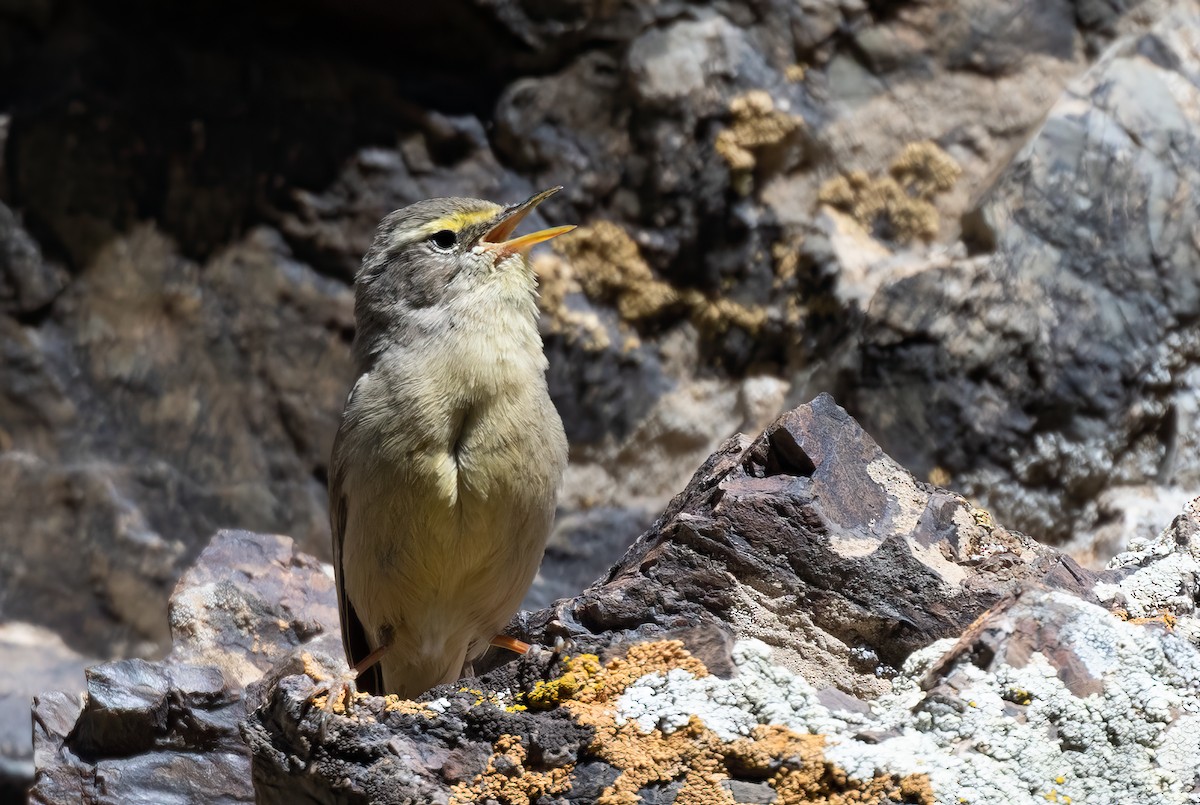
[524,654,601,710]
[714,90,803,175]
[785,64,807,82]
[890,141,962,199]
[818,141,960,243]
[532,252,611,350]
[554,222,769,336]
[928,466,952,487]
[450,734,572,805]
[1006,688,1034,706]
[971,508,994,529]
[554,220,680,322]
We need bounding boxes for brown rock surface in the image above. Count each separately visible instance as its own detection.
[30,530,339,805]
[34,397,1200,804]
[510,393,1092,698]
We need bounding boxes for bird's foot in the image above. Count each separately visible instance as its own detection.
[301,652,361,714]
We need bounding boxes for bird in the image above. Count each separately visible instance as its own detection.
[327,188,572,699]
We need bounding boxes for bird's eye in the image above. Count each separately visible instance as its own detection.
[430,230,457,250]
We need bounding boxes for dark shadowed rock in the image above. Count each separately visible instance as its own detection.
[512,393,1091,696]
[29,530,339,805]
[0,201,65,315]
[0,623,92,801]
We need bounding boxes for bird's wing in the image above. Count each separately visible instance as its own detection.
[328,414,385,695]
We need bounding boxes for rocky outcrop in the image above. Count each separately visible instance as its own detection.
[504,394,1093,698]
[849,3,1200,544]
[7,0,1200,795]
[1,0,1191,675]
[32,397,1200,804]
[31,531,338,805]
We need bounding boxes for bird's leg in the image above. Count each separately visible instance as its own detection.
[352,640,392,674]
[489,634,531,654]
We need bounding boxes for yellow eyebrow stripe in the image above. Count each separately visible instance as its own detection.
[423,208,501,234]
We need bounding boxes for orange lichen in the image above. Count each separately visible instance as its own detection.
[738,725,934,805]
[449,734,572,805]
[1126,612,1178,631]
[514,640,933,805]
[382,696,434,715]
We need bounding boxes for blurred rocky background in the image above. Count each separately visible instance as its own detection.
[3,0,1200,799]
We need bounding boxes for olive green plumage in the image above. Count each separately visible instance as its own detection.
[329,190,570,698]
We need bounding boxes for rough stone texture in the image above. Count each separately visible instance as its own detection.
[7,0,1200,795]
[243,414,1200,805]
[29,530,340,805]
[0,622,92,801]
[511,393,1093,698]
[847,3,1200,544]
[34,397,1200,804]
[0,222,353,662]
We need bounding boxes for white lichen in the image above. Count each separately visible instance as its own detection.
[611,591,1200,804]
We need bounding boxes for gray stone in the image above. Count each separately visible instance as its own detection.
[852,6,1200,543]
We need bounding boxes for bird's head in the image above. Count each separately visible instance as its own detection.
[357,187,573,308]
[352,187,573,364]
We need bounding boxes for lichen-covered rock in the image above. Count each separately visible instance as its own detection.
[248,593,1200,805]
[32,400,1200,804]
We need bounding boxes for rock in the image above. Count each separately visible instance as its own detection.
[515,393,1090,697]
[32,399,1200,803]
[0,201,65,315]
[1094,496,1200,628]
[238,402,1200,804]
[5,0,1200,796]
[29,530,340,805]
[850,3,1200,544]
[0,622,93,801]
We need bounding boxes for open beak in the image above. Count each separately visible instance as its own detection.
[480,186,575,258]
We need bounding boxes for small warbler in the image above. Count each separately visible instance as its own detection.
[328,188,572,698]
